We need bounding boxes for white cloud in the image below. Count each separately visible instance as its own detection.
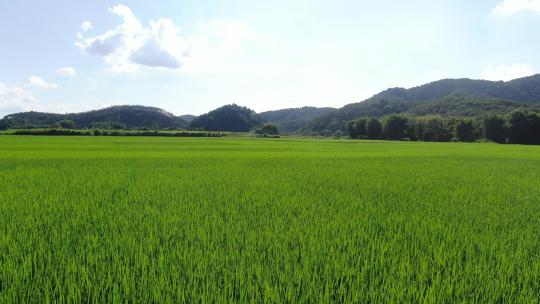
[482,63,535,81]
[492,0,540,16]
[78,21,94,39]
[76,4,184,72]
[128,18,189,69]
[0,82,38,117]
[55,67,77,76]
[81,21,93,32]
[27,76,58,89]
[76,4,257,73]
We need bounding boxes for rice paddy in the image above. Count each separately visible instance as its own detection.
[1,136,539,303]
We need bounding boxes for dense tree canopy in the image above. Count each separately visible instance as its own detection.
[346,118,368,139]
[347,110,540,145]
[383,115,410,140]
[366,118,383,139]
[455,119,476,142]
[256,124,280,135]
[483,115,507,144]
[508,110,540,145]
[189,104,264,132]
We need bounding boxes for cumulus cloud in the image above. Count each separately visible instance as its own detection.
[76,5,187,72]
[0,82,38,117]
[81,21,93,32]
[27,76,58,89]
[492,0,540,16]
[482,63,535,81]
[56,67,77,76]
[76,4,256,73]
[77,21,94,39]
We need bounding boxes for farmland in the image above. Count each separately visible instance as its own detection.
[1,136,540,302]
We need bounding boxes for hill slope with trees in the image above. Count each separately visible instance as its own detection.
[309,74,540,133]
[189,104,265,132]
[0,106,188,130]
[259,107,335,132]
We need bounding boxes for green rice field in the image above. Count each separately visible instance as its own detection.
[1,136,540,303]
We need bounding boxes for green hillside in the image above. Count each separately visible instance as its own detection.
[259,107,335,132]
[0,105,188,130]
[189,104,264,132]
[310,74,540,132]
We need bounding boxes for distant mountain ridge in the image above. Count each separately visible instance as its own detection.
[179,114,197,123]
[309,74,540,132]
[2,74,540,133]
[0,104,333,132]
[374,76,540,103]
[259,107,335,132]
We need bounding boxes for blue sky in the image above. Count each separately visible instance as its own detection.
[1,0,540,117]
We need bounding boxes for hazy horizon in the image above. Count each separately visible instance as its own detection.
[1,0,539,117]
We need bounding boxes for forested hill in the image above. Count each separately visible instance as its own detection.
[0,104,329,132]
[0,106,188,130]
[3,74,540,133]
[189,104,264,132]
[259,107,335,132]
[309,74,540,132]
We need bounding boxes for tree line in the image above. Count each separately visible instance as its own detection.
[346,109,540,145]
[2,129,226,137]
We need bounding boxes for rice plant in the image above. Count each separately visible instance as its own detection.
[1,136,539,303]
